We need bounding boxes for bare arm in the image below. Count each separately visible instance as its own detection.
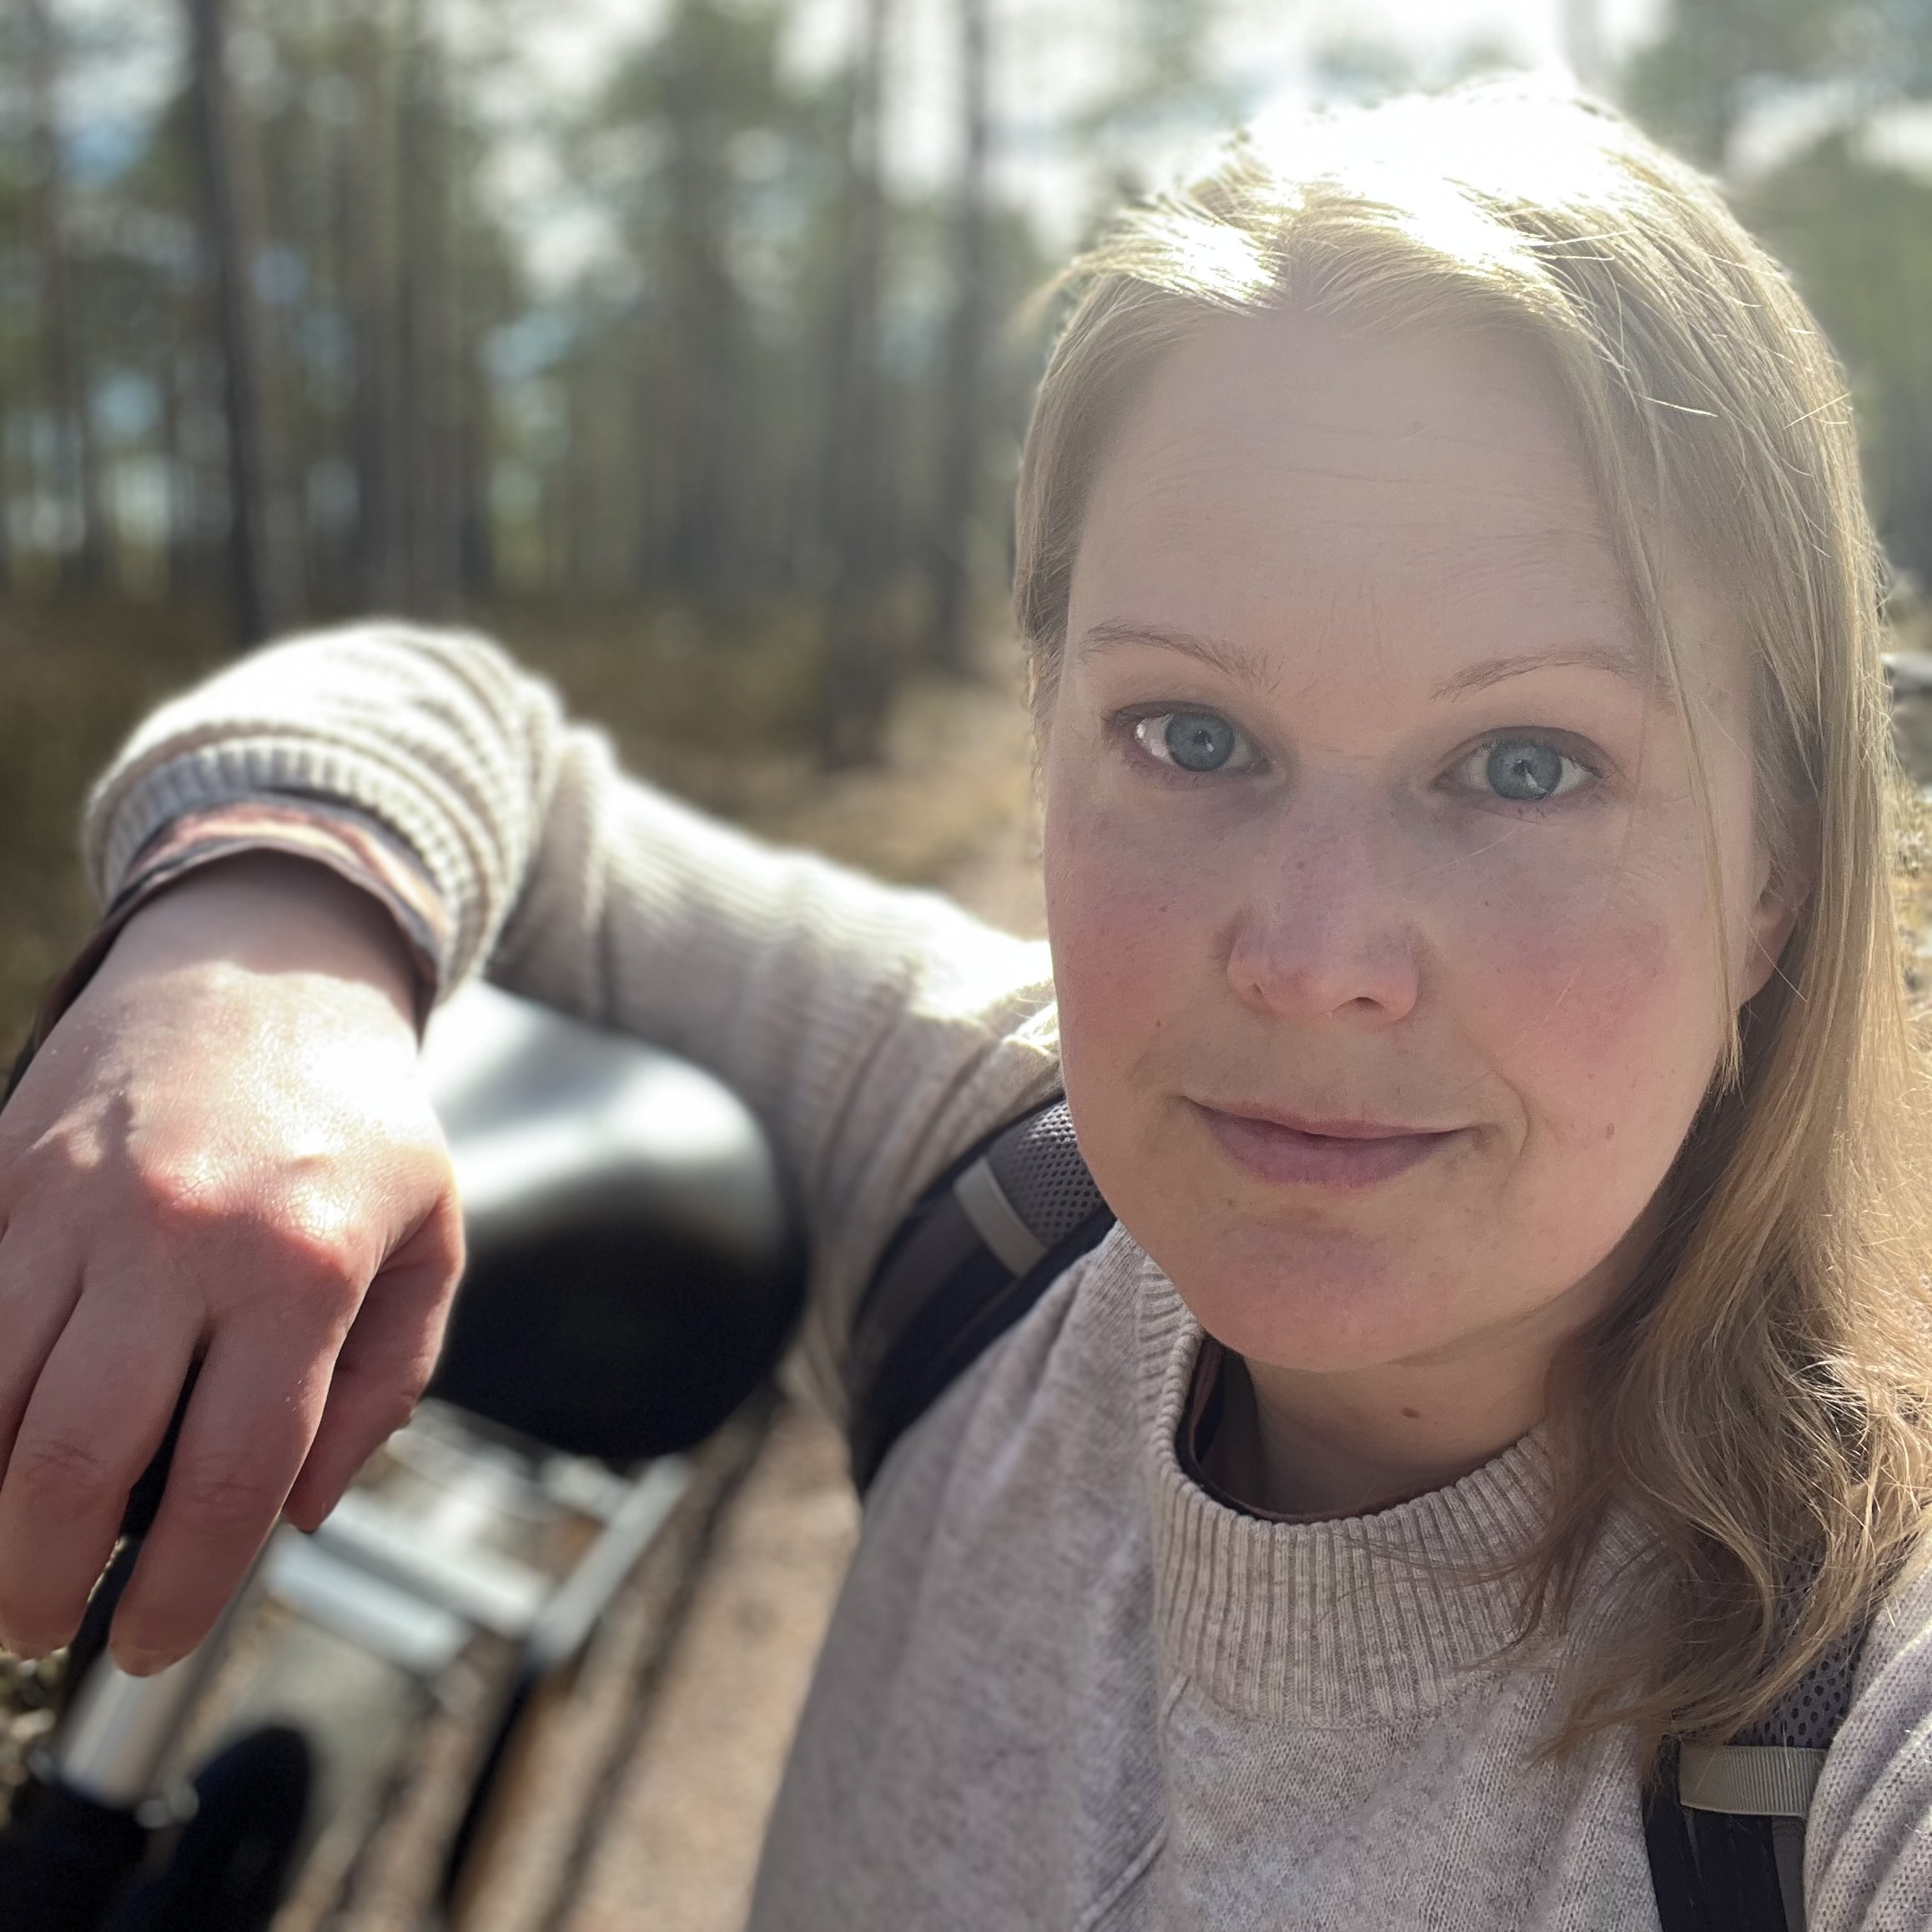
[0,854,463,1673]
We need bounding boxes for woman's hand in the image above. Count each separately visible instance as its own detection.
[0,855,465,1673]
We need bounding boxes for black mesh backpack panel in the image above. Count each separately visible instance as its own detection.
[843,1098,1114,1493]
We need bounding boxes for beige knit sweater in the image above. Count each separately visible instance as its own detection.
[87,625,1932,1930]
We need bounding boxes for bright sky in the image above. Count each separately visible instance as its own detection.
[58,0,1670,288]
[506,0,1668,174]
[480,0,1668,284]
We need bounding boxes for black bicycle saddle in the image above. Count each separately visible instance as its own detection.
[422,981,804,1461]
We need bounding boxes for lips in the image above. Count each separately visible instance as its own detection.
[1193,1100,1464,1190]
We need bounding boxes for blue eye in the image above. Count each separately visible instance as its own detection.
[1135,712,1252,773]
[1459,736,1594,804]
[1487,740,1564,801]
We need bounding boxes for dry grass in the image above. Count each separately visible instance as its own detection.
[0,597,232,1045]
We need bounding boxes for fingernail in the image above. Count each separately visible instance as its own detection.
[114,1646,179,1678]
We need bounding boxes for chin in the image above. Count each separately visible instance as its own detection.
[1138,1215,1470,1373]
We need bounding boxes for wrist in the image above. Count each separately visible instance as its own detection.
[92,853,424,1032]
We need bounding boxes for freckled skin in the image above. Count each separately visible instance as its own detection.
[1040,313,1800,1512]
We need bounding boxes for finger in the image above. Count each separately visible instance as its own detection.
[284,1203,464,1532]
[0,1224,84,1472]
[0,1293,197,1659]
[108,1316,338,1672]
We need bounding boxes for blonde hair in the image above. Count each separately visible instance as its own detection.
[1014,83,1932,1756]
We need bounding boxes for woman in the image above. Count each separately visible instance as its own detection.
[1,84,1927,1926]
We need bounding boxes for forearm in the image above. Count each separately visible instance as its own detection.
[87,853,421,1034]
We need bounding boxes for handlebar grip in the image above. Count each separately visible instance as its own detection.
[120,1366,199,1542]
[4,1023,40,1109]
[48,1369,202,1719]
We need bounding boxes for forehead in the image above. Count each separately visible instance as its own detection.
[1069,309,1643,673]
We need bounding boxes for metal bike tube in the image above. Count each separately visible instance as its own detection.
[48,1553,259,1809]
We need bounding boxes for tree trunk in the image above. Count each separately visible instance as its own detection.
[345,0,406,611]
[819,0,894,766]
[399,0,465,615]
[22,0,106,590]
[0,367,13,595]
[652,3,739,597]
[932,0,991,675]
[632,341,671,591]
[157,327,186,596]
[232,21,309,625]
[185,0,281,645]
[1561,0,1603,89]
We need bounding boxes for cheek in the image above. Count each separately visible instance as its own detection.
[1043,787,1232,1075]
[1443,848,1723,1155]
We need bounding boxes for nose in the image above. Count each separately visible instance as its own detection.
[1224,782,1421,1028]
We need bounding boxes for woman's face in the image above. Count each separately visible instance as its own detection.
[1042,311,1798,1389]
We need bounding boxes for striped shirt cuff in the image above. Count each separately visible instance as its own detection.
[28,797,448,1052]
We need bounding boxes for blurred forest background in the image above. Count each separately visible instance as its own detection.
[3,0,1932,1044]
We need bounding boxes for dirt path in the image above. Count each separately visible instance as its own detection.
[558,1406,858,1932]
[549,668,1044,1932]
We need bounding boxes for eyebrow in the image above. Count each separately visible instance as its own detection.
[1074,620,1653,702]
[1074,620,1280,691]
[1430,641,1653,701]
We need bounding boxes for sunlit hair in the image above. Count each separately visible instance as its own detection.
[1014,81,1932,1758]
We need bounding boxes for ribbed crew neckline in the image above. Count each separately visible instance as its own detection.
[1129,1250,1571,1726]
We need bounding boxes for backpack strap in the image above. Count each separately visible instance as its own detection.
[1644,1613,1869,1932]
[844,1097,1115,1493]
